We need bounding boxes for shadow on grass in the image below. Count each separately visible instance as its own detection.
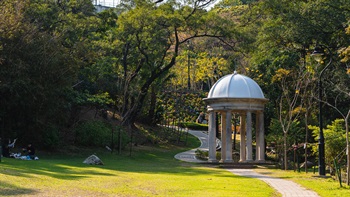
[0,142,228,182]
[0,158,115,180]
[0,181,37,196]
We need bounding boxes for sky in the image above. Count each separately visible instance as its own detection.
[93,0,121,7]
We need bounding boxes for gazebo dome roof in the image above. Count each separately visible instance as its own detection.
[207,71,265,99]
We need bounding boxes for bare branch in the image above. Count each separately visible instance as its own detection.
[154,0,164,4]
[184,0,215,20]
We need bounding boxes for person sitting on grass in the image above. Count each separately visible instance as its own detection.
[22,143,36,159]
[2,138,17,158]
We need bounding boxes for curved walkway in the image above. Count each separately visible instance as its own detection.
[174,130,209,163]
[174,130,320,197]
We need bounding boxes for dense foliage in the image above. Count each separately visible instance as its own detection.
[178,122,208,131]
[0,0,98,145]
[309,119,347,169]
[74,120,113,147]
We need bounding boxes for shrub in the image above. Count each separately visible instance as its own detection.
[178,122,208,131]
[42,124,60,150]
[195,149,221,160]
[74,120,113,147]
[309,119,346,169]
[195,149,208,160]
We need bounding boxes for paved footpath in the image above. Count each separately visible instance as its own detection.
[174,130,209,163]
[227,169,320,197]
[175,130,320,197]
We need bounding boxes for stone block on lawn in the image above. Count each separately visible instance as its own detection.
[83,154,104,165]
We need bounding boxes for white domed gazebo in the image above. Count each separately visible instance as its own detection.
[203,71,268,163]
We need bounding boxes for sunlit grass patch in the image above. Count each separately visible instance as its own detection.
[255,167,350,197]
[0,138,276,197]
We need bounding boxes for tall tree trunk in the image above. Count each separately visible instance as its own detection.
[121,82,153,127]
[304,112,309,173]
[148,85,157,124]
[346,118,350,185]
[284,131,288,170]
[122,62,175,126]
[121,90,129,117]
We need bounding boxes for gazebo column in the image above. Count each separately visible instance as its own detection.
[220,112,227,162]
[239,114,246,162]
[257,111,265,162]
[208,111,217,162]
[256,112,260,161]
[246,111,253,162]
[225,111,233,162]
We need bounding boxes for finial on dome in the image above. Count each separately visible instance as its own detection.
[233,70,237,74]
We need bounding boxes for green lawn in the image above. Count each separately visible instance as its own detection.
[2,135,349,197]
[0,139,278,197]
[255,167,350,197]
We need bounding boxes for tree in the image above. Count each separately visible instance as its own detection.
[272,67,311,170]
[240,0,350,170]
[169,50,228,91]
[0,0,99,144]
[339,23,350,66]
[267,118,303,167]
[90,0,236,127]
[339,20,350,186]
[316,70,350,184]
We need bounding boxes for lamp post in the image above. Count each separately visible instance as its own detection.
[212,62,220,138]
[311,44,332,176]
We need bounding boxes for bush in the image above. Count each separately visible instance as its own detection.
[42,124,60,150]
[309,119,346,169]
[74,120,113,147]
[195,149,221,160]
[177,122,208,131]
[195,149,208,160]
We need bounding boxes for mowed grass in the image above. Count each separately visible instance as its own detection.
[0,137,278,197]
[255,167,350,197]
